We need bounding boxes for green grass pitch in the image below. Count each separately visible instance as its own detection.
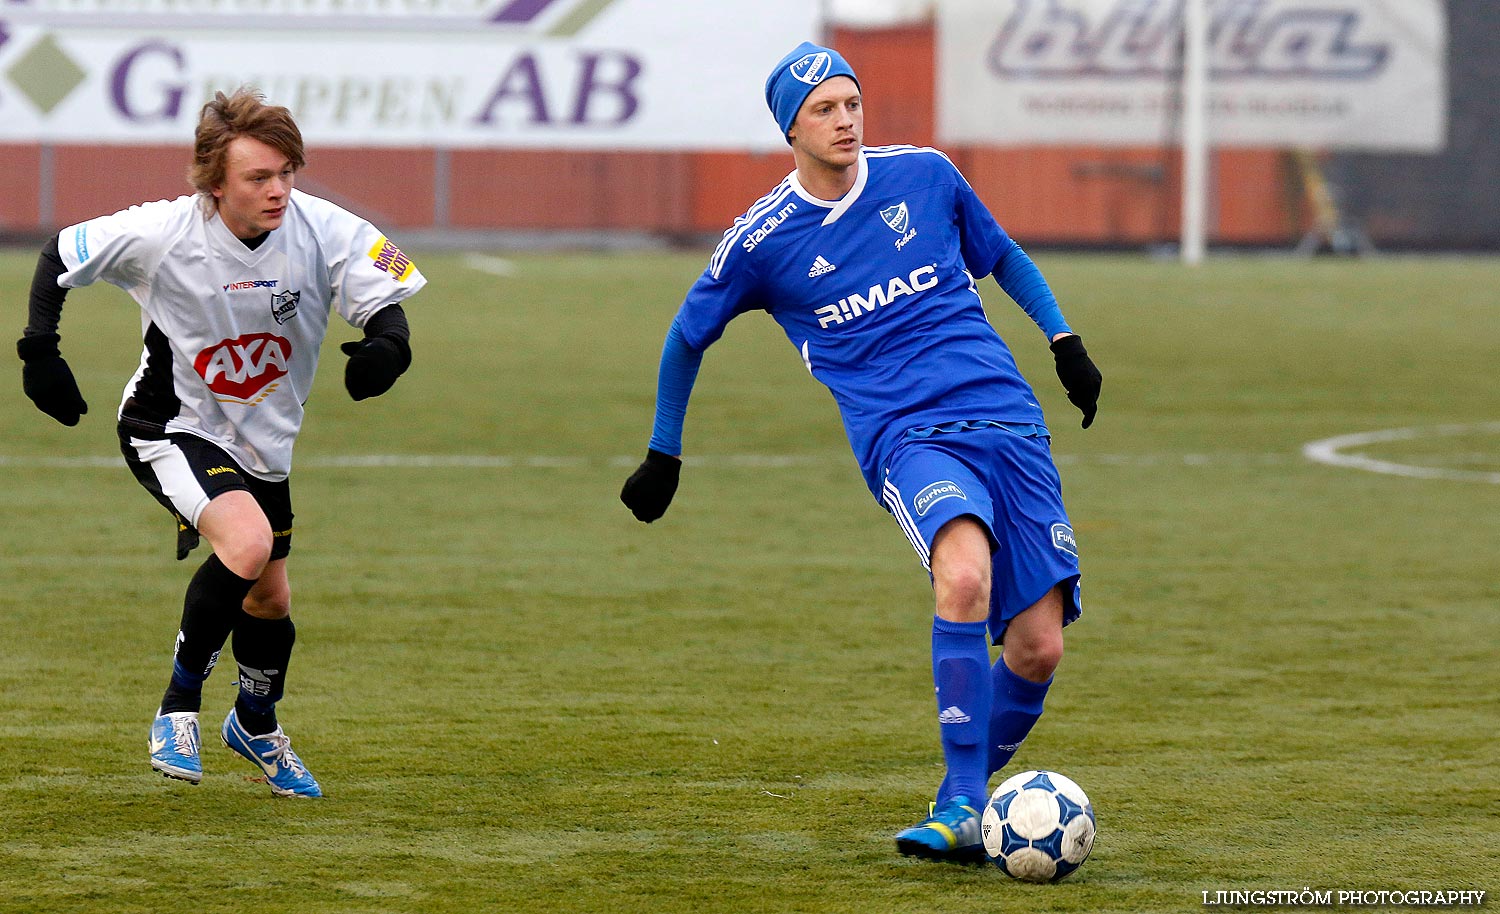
[1,249,1496,912]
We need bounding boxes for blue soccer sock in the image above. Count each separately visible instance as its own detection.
[987,656,1052,778]
[930,617,993,808]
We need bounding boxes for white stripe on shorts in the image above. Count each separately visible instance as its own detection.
[126,436,214,528]
[882,478,931,570]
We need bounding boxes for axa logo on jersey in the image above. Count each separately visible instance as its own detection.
[814,265,938,328]
[194,333,291,402]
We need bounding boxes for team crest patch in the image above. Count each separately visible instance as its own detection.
[880,202,910,234]
[880,202,919,249]
[270,289,300,324]
[1051,523,1078,557]
[913,480,966,517]
[790,52,834,85]
[368,237,415,281]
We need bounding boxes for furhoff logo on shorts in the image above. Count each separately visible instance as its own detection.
[1051,523,1078,557]
[913,480,966,516]
[194,333,292,402]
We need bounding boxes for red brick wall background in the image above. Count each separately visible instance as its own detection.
[0,25,1303,246]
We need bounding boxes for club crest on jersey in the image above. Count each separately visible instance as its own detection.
[270,289,300,325]
[1051,523,1078,557]
[368,237,416,282]
[194,333,292,403]
[880,202,919,249]
[790,52,834,85]
[880,202,909,233]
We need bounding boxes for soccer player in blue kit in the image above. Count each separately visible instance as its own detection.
[620,43,1103,862]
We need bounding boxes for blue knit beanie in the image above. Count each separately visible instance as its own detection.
[764,42,860,144]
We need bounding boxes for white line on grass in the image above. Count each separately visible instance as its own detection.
[0,453,1300,470]
[1302,422,1500,484]
[462,254,518,277]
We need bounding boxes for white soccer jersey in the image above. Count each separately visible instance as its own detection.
[57,189,426,481]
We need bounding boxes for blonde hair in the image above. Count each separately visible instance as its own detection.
[188,87,305,194]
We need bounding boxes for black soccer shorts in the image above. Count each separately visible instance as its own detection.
[118,426,293,562]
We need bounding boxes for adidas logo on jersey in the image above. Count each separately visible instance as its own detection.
[807,255,837,277]
[938,706,971,724]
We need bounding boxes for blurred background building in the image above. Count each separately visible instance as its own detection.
[0,0,1493,251]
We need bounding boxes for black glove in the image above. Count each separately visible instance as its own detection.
[17,333,88,426]
[1050,334,1102,429]
[340,336,410,401]
[620,448,681,523]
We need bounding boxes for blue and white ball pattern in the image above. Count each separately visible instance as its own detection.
[981,769,1096,882]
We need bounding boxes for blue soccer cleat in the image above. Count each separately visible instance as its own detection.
[220,708,323,798]
[149,710,203,784]
[895,795,986,863]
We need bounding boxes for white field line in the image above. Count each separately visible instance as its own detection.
[462,254,517,277]
[0,454,835,470]
[1302,422,1500,484]
[0,452,1299,470]
[6,430,1495,481]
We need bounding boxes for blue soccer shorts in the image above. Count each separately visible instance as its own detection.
[880,424,1082,642]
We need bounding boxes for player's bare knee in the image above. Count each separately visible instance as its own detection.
[933,564,989,621]
[243,588,291,620]
[1007,632,1063,682]
[214,530,273,580]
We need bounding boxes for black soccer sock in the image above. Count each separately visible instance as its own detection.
[231,612,295,736]
[159,554,256,714]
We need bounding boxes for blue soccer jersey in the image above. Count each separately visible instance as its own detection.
[666,146,1058,497]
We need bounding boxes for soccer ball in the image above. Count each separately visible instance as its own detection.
[981,769,1096,882]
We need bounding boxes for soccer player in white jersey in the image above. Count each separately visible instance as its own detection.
[620,43,1103,861]
[16,88,426,797]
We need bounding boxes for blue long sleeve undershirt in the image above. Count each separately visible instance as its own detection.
[646,318,703,456]
[993,239,1071,340]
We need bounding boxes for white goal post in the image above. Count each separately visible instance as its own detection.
[1180,0,1209,265]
